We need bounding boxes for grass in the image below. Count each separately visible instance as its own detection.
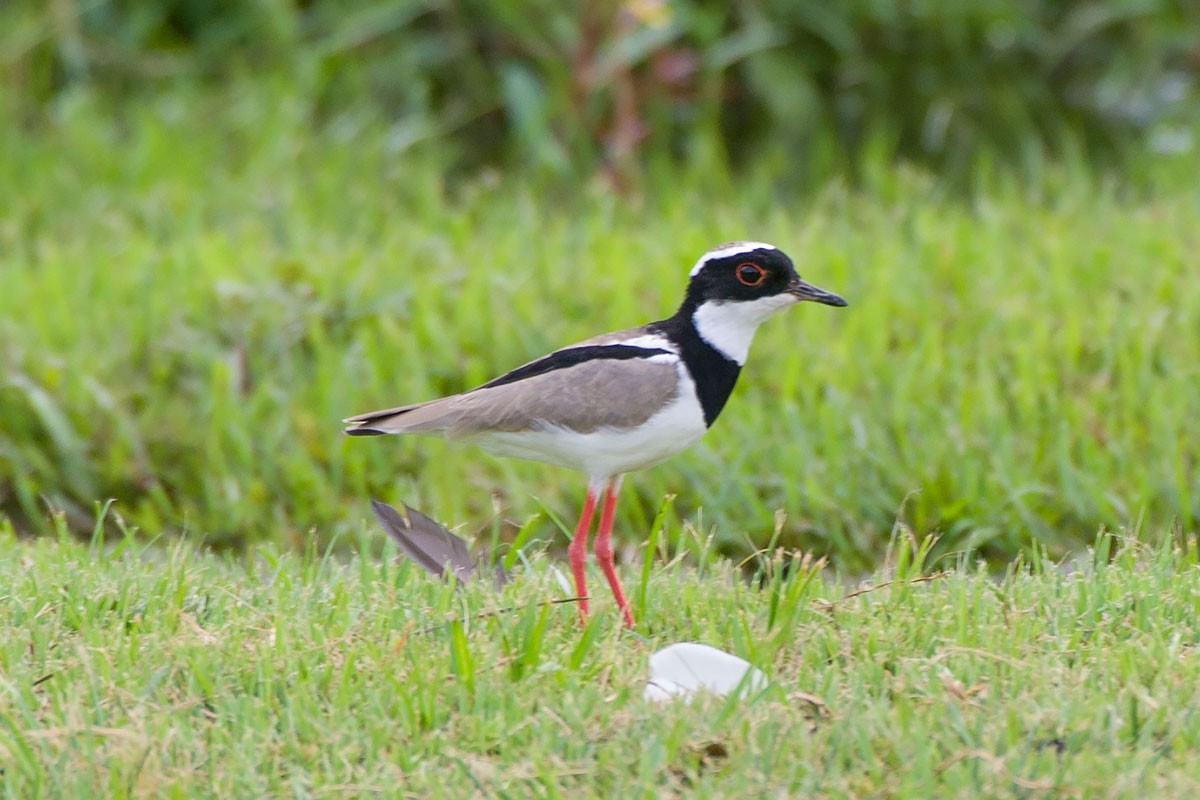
[3,520,1200,797]
[4,48,1200,799]
[2,88,1199,569]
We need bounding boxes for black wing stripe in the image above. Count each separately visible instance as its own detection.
[478,344,673,390]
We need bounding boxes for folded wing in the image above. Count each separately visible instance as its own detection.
[344,348,682,437]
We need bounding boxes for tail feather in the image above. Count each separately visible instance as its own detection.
[343,398,457,436]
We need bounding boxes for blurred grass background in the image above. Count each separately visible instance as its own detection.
[2,0,1199,568]
[5,0,1199,186]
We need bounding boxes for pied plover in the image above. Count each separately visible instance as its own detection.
[345,242,847,627]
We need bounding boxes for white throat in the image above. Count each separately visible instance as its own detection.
[691,295,797,365]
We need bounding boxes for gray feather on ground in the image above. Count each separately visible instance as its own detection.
[370,499,508,587]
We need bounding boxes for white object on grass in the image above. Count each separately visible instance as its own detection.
[549,565,573,595]
[643,642,768,703]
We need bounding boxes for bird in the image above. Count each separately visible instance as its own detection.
[344,242,847,628]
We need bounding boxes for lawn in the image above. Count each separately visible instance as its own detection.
[2,93,1198,568]
[3,525,1199,797]
[4,87,1200,797]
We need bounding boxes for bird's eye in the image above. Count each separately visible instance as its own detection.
[736,262,766,286]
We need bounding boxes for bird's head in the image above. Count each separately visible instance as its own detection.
[685,242,847,310]
[679,242,847,363]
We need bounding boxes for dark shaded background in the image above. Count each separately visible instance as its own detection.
[5,0,1198,188]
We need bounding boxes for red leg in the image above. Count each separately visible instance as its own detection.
[567,481,600,623]
[593,475,634,628]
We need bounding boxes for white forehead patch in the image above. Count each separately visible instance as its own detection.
[689,241,779,277]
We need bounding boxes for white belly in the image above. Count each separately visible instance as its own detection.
[466,375,709,479]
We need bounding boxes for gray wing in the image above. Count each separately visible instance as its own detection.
[347,355,682,436]
[444,355,682,435]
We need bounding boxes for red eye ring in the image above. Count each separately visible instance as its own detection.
[735,262,766,286]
